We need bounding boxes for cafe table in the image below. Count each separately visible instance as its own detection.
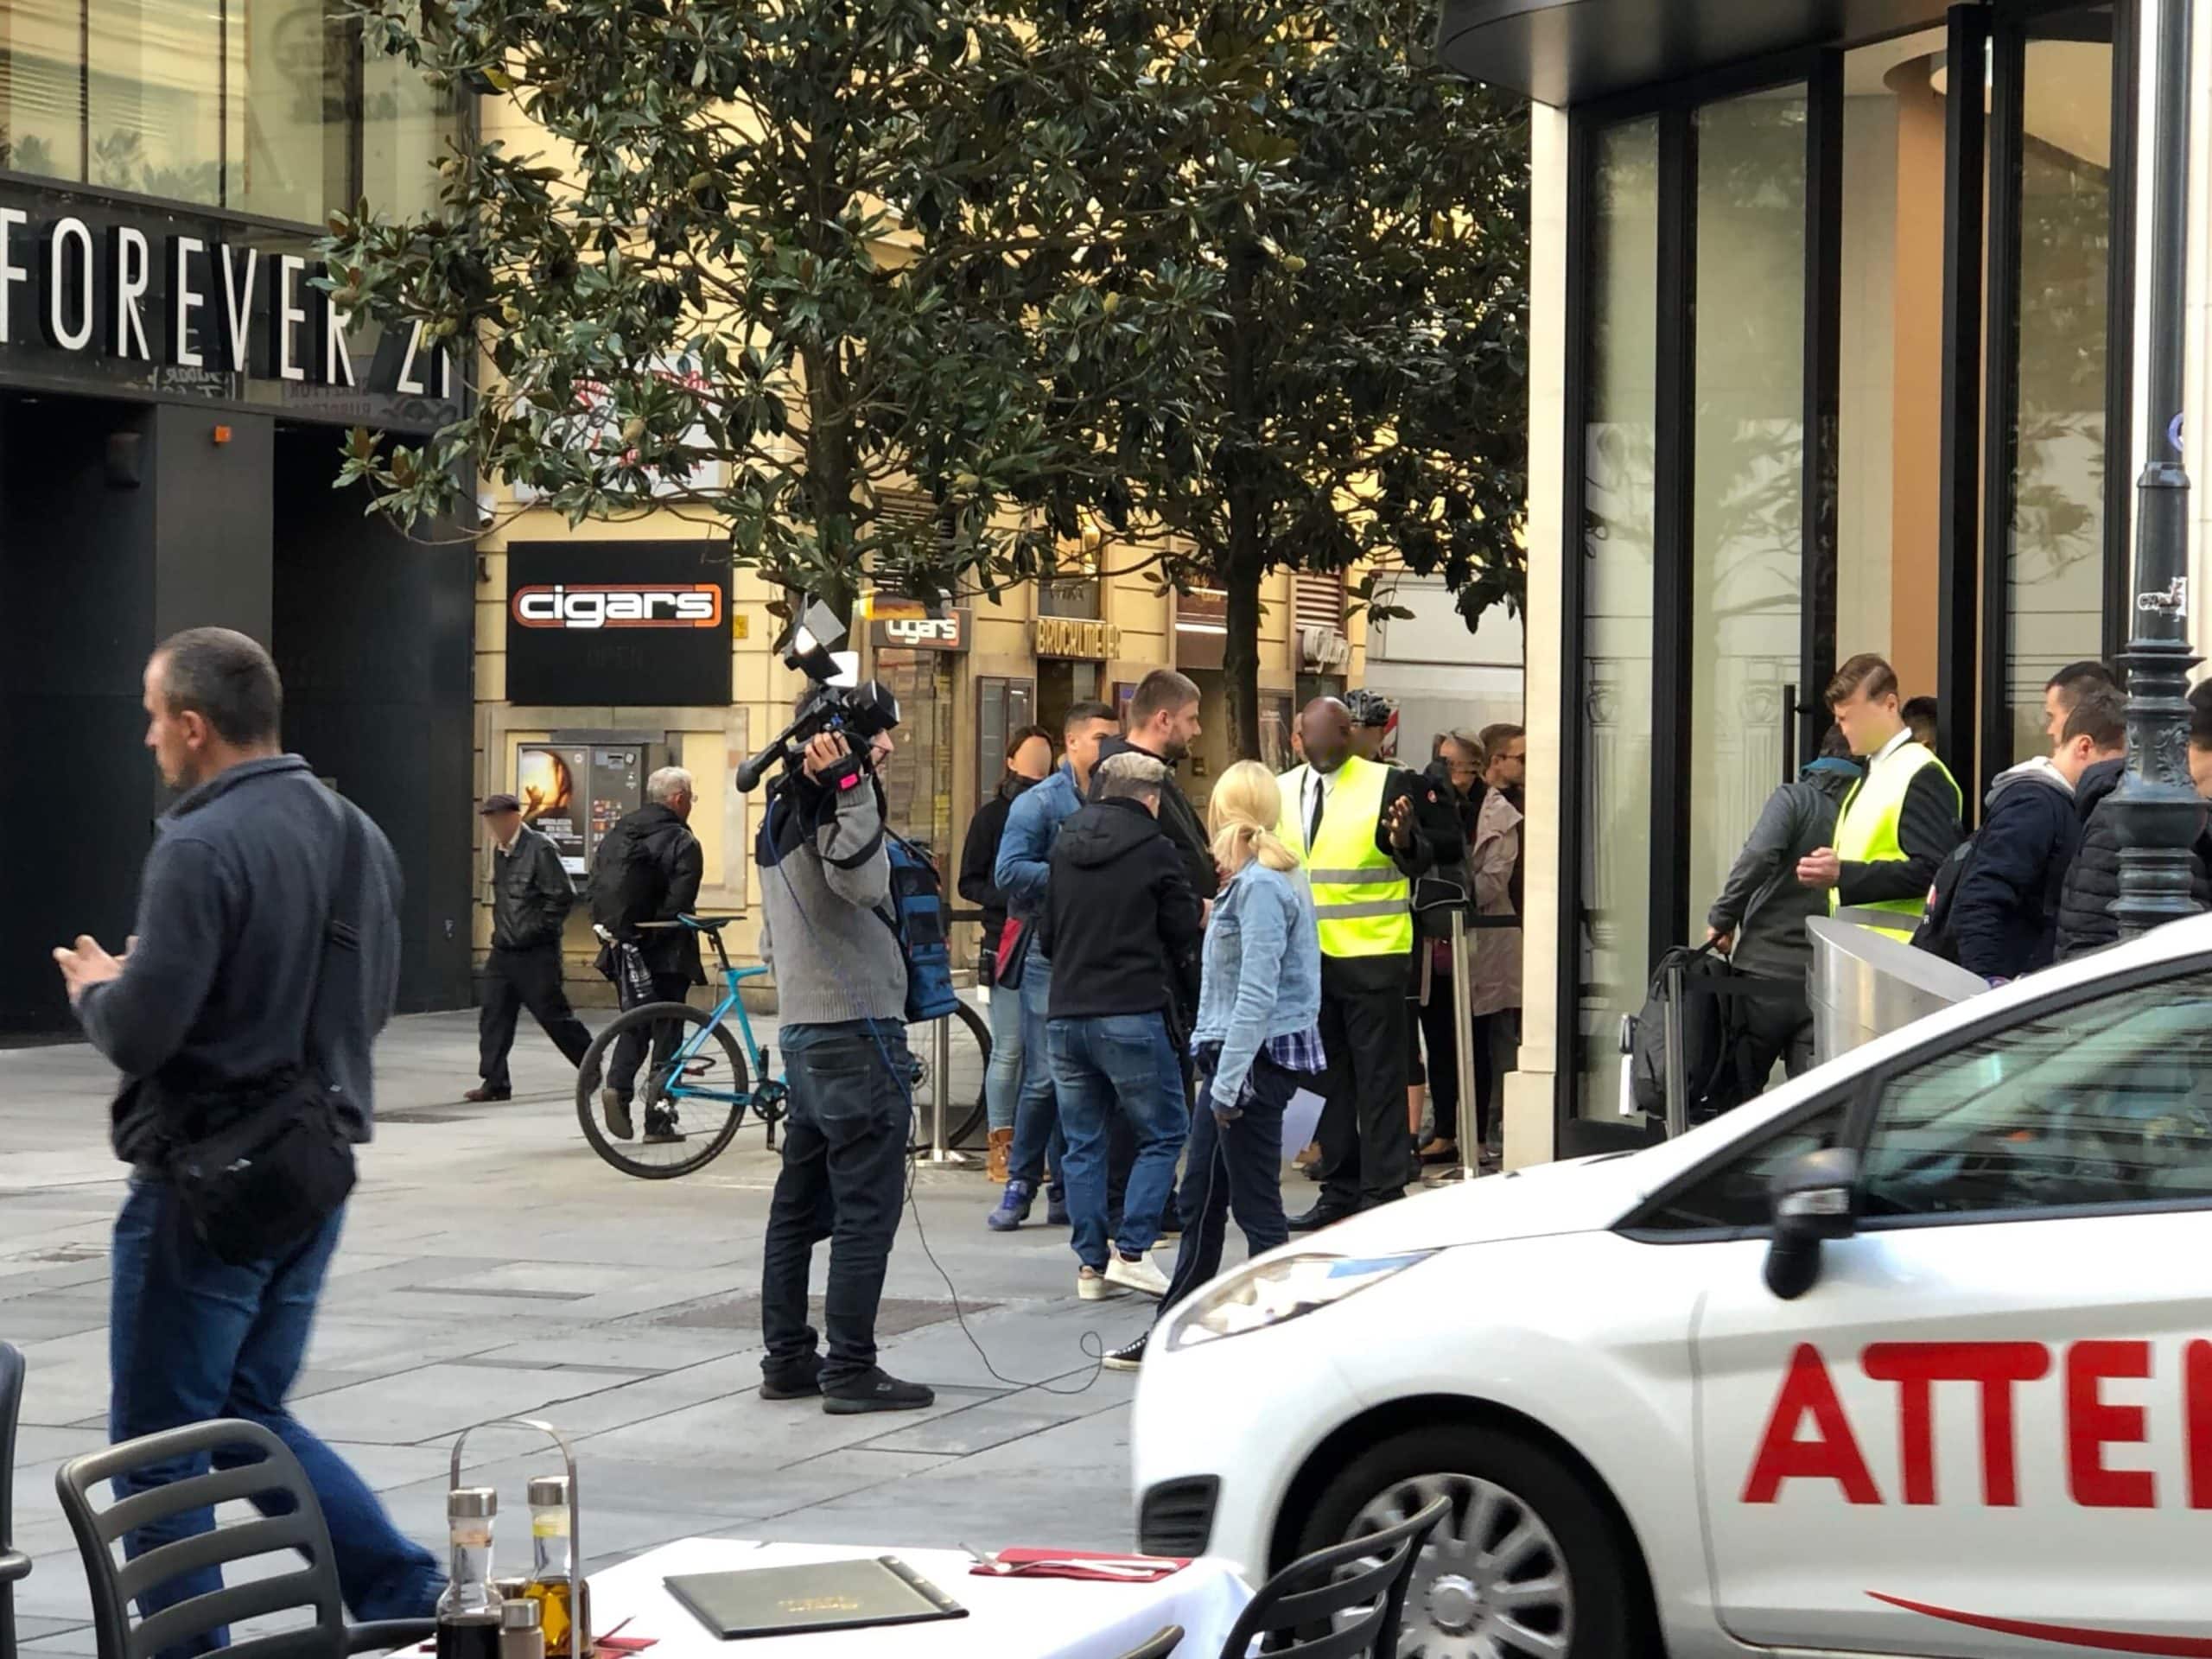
[554,1536,1254,1658]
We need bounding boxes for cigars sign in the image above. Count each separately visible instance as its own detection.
[0,181,458,426]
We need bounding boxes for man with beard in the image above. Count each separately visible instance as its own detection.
[1091,670,1219,908]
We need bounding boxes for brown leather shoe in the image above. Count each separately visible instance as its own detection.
[462,1086,511,1103]
[986,1127,1014,1184]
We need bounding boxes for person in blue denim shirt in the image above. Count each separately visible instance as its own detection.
[987,701,1119,1230]
[1102,762,1323,1371]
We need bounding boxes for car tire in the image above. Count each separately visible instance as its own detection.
[1294,1423,1649,1659]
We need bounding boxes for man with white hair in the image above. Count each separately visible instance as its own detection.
[588,765,703,1140]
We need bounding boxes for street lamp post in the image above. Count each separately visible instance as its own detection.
[2112,0,2205,939]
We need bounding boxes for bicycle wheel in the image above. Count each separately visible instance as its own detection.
[904,995,991,1152]
[577,1002,750,1179]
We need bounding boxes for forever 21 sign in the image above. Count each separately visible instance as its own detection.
[0,190,452,401]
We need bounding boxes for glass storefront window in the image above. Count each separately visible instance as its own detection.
[1579,115,1659,1118]
[2005,6,2115,767]
[1,2,81,181]
[876,650,955,857]
[976,676,1036,809]
[2,3,455,224]
[1687,87,1807,935]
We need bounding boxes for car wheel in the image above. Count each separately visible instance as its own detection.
[1295,1425,1644,1659]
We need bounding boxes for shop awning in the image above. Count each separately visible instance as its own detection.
[1437,0,1951,105]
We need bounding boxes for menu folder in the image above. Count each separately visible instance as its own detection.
[663,1556,968,1641]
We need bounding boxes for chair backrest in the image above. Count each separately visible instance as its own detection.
[55,1420,348,1659]
[1113,1625,1185,1659]
[1211,1492,1452,1659]
[0,1341,22,1553]
[2,1339,26,1659]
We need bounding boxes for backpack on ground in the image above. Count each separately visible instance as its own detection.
[883,831,959,1022]
[1628,942,1742,1121]
[1910,836,1980,963]
[588,817,667,938]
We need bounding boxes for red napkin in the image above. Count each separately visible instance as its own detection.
[970,1548,1190,1583]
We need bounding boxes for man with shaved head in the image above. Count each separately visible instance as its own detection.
[1277,695,1458,1228]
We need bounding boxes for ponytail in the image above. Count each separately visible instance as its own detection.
[1205,760,1296,875]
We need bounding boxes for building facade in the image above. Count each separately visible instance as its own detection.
[0,3,474,1036]
[1446,0,2212,1160]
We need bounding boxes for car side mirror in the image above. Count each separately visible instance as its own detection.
[1764,1147,1859,1301]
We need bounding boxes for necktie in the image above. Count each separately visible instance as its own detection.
[1307,776,1324,851]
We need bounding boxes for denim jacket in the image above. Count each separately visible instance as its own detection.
[1191,861,1323,1109]
[993,763,1084,932]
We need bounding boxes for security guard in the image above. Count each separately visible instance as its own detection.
[1278,696,1455,1229]
[1797,652,1963,938]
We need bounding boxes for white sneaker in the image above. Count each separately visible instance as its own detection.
[1105,1251,1171,1299]
[1078,1267,1128,1300]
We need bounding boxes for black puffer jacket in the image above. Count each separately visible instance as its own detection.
[2056,758,2212,961]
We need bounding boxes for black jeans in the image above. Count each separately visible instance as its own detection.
[760,1020,912,1389]
[1317,958,1413,1211]
[606,971,696,1101]
[1732,976,1813,1098]
[1416,971,1463,1140]
[478,943,594,1090]
[1160,1049,1300,1313]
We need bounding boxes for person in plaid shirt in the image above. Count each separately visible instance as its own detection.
[1104,761,1325,1373]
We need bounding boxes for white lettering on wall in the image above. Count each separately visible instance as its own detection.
[167,235,206,369]
[320,286,356,388]
[45,217,93,352]
[110,226,150,360]
[0,209,25,346]
[396,318,428,396]
[219,244,258,375]
[271,254,307,382]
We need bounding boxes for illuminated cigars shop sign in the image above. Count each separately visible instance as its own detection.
[0,183,458,423]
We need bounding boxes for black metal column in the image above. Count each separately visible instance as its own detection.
[1935,3,1989,799]
[2110,0,2203,938]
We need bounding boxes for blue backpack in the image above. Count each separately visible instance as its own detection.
[883,831,959,1022]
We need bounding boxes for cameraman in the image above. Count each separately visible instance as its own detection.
[755,724,933,1415]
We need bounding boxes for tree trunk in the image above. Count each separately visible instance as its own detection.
[1223,542,1263,760]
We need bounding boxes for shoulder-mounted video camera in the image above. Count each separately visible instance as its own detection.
[734,600,903,795]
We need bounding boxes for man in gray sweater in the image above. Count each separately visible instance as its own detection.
[754,725,933,1414]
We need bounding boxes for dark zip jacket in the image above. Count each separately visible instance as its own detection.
[958,771,1039,947]
[1040,797,1204,1021]
[76,756,403,1164]
[491,822,575,950]
[1090,735,1220,902]
[2057,758,2212,960]
[1950,757,2080,981]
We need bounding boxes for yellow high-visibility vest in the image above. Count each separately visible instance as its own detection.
[1831,737,1961,940]
[1276,754,1414,959]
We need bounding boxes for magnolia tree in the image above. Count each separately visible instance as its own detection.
[324,0,1212,617]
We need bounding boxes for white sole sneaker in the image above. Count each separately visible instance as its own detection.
[1078,1269,1128,1300]
[1105,1252,1171,1299]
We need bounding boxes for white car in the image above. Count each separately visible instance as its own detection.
[1132,913,2212,1658]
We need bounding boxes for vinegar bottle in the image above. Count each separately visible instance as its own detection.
[435,1489,501,1659]
[523,1475,589,1655]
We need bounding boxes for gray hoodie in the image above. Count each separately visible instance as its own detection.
[1707,763,1859,982]
[757,774,908,1027]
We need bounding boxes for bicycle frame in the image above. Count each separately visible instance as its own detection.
[658,920,768,1107]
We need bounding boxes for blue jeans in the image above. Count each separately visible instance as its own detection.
[760,1020,913,1388]
[111,1182,442,1659]
[1008,956,1066,1192]
[1048,1012,1187,1269]
[984,973,1024,1134]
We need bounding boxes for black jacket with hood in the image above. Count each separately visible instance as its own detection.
[1951,756,2082,980]
[1090,734,1220,902]
[596,802,706,981]
[1040,796,1205,1022]
[1707,760,1859,981]
[2057,756,2212,960]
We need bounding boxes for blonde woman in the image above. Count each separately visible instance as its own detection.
[1103,760,1324,1373]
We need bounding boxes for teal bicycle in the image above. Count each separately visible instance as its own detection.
[575,914,992,1179]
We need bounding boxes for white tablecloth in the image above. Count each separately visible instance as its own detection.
[573,1538,1251,1659]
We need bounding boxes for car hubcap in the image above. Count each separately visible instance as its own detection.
[1341,1472,1573,1658]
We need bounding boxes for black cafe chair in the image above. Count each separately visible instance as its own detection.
[1212,1493,1451,1659]
[56,1420,435,1659]
[1113,1626,1185,1659]
[1,1341,29,1659]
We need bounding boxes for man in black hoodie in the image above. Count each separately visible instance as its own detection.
[591,768,705,1140]
[1041,751,1203,1301]
[2058,683,2212,959]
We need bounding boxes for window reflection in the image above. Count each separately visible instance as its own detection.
[0,1,454,225]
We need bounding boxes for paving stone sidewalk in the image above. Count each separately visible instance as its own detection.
[0,1009,1213,1654]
